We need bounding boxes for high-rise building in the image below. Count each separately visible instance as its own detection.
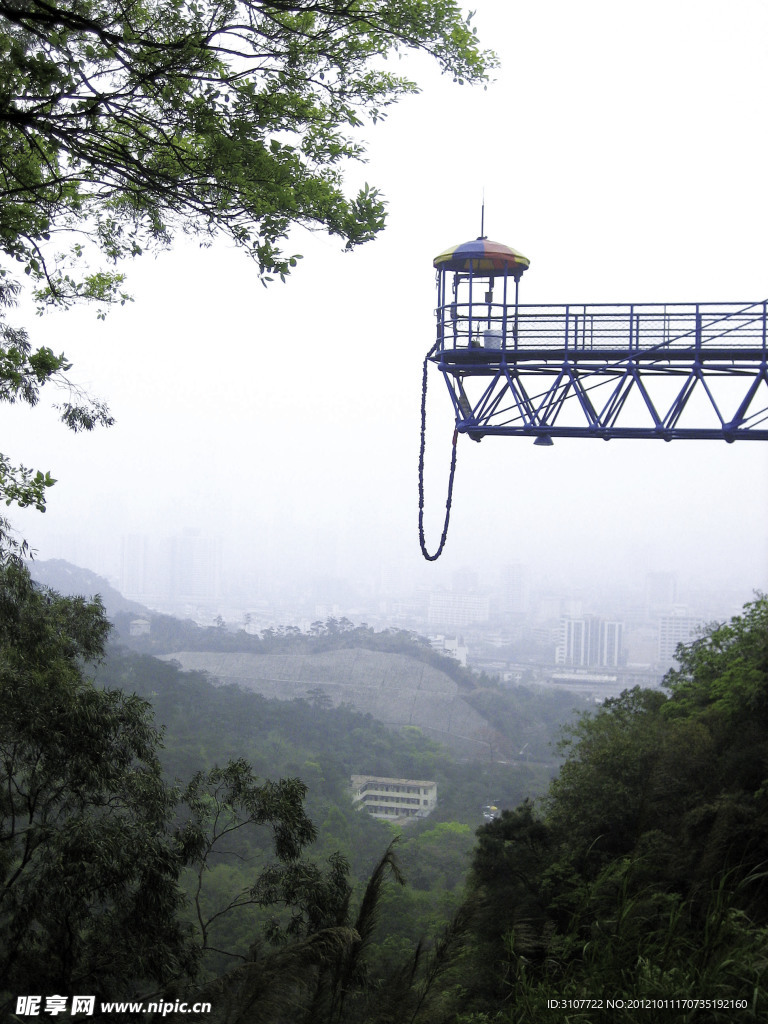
[599,619,624,667]
[120,534,150,600]
[428,590,490,628]
[557,615,624,667]
[500,562,530,616]
[658,614,701,665]
[167,530,222,606]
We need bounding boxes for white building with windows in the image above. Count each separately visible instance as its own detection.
[658,614,701,666]
[351,775,437,821]
[556,615,624,668]
[428,590,490,629]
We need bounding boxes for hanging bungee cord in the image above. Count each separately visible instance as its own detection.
[418,228,768,561]
[418,342,458,561]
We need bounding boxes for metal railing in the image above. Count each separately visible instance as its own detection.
[436,300,768,356]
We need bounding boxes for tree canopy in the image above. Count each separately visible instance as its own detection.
[0,0,493,516]
[451,595,768,1022]
[0,0,493,303]
[3,559,486,1022]
[0,560,369,1016]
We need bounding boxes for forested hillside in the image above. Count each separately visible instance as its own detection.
[94,643,558,867]
[92,643,555,988]
[30,558,583,763]
[446,595,768,1023]
[4,558,766,1021]
[1,559,568,1020]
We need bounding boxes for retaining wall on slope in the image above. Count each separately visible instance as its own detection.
[160,649,493,759]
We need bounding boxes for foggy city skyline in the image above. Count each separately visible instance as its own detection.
[5,0,768,623]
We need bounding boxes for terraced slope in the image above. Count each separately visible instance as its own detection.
[161,648,493,759]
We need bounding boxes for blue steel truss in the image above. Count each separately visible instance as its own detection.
[432,300,768,442]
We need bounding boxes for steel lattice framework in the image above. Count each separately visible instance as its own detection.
[419,237,768,560]
[430,239,768,444]
[434,300,768,442]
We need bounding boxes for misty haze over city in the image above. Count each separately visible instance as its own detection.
[6,0,768,680]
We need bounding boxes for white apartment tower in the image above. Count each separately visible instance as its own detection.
[557,615,624,668]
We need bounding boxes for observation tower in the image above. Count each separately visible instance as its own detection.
[419,234,768,559]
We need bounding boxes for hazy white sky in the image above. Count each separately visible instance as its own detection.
[6,0,768,599]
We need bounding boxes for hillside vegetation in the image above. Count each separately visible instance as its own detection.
[157,648,501,759]
[7,558,766,1021]
[117,609,583,765]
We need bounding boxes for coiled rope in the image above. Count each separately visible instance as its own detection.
[418,346,458,561]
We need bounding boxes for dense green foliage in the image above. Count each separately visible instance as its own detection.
[95,641,554,871]
[0,561,193,1007]
[2,556,561,1020]
[0,563,379,1019]
[99,609,567,1019]
[448,595,768,1023]
[0,561,190,1003]
[5,551,768,1021]
[0,0,492,302]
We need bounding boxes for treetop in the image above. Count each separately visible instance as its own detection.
[0,0,495,305]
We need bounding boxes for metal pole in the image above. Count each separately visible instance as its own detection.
[518,274,524,350]
[502,269,509,351]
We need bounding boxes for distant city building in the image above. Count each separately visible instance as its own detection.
[168,530,222,605]
[658,614,701,665]
[119,530,222,610]
[351,775,437,821]
[599,619,624,667]
[428,590,490,629]
[120,534,150,600]
[531,622,560,649]
[645,571,678,615]
[557,615,598,667]
[500,562,530,617]
[556,615,624,668]
[430,635,468,666]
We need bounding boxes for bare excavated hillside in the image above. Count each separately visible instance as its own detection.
[160,648,494,759]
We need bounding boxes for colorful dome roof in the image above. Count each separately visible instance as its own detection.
[434,238,530,276]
